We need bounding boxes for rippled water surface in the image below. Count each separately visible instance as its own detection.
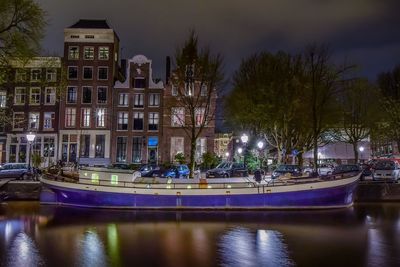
[0,202,399,267]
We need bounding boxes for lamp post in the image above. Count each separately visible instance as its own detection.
[359,146,364,163]
[225,152,230,160]
[257,141,264,169]
[237,147,243,163]
[240,134,249,167]
[26,132,36,170]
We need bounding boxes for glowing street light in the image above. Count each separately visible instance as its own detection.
[257,141,264,149]
[240,133,249,144]
[225,152,230,157]
[237,148,243,154]
[26,132,36,170]
[359,146,364,152]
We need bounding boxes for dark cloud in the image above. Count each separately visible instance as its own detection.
[37,0,400,81]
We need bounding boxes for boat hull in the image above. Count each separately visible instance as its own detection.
[40,175,359,210]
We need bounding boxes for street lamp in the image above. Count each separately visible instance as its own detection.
[26,132,36,170]
[240,134,249,168]
[359,146,365,163]
[237,147,243,163]
[257,141,264,169]
[257,141,264,149]
[225,152,230,159]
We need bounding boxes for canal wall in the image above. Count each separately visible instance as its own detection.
[1,180,400,202]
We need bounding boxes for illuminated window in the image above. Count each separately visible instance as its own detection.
[111,175,118,185]
[68,46,79,60]
[30,87,40,105]
[171,107,184,126]
[99,47,109,60]
[91,173,99,183]
[84,47,94,60]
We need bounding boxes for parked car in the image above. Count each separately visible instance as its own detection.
[161,165,190,179]
[332,164,361,175]
[372,160,400,182]
[0,163,32,180]
[108,163,130,170]
[206,162,248,178]
[303,164,335,176]
[272,164,302,179]
[139,164,158,177]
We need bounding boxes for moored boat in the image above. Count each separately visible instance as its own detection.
[40,168,360,210]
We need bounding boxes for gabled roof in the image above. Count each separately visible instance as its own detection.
[68,19,110,29]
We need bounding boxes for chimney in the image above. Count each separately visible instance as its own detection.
[166,56,171,85]
[121,59,127,78]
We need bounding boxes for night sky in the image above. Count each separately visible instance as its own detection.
[37,0,400,84]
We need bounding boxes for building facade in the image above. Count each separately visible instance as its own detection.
[59,20,120,166]
[2,57,61,166]
[214,133,232,159]
[112,55,164,165]
[161,74,216,164]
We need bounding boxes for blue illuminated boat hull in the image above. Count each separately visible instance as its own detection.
[40,175,359,210]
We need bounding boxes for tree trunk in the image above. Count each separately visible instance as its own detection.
[353,142,359,164]
[189,139,196,178]
[298,152,304,167]
[313,137,318,172]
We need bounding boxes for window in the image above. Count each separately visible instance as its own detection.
[184,82,193,96]
[97,87,107,104]
[29,112,39,130]
[134,93,144,108]
[171,107,184,126]
[83,67,93,80]
[99,47,109,60]
[45,87,56,105]
[15,69,27,82]
[13,112,24,130]
[98,67,108,80]
[148,112,159,131]
[68,66,78,80]
[195,108,205,126]
[81,108,91,127]
[68,46,79,59]
[84,47,94,60]
[43,112,55,130]
[134,78,145,88]
[46,68,57,81]
[132,137,142,163]
[172,85,178,96]
[118,93,128,106]
[65,108,76,127]
[133,112,144,130]
[116,137,127,162]
[0,91,6,108]
[31,69,41,81]
[171,137,184,161]
[200,84,207,96]
[117,112,128,130]
[85,35,94,39]
[82,86,92,104]
[30,87,40,105]
[66,86,77,103]
[14,87,25,105]
[149,93,160,107]
[196,138,207,161]
[80,135,90,158]
[95,135,105,158]
[43,137,55,157]
[96,108,106,127]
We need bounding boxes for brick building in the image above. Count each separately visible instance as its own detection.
[59,20,120,166]
[1,57,61,166]
[112,55,164,165]
[161,71,217,164]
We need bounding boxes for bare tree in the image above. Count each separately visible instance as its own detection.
[167,31,223,177]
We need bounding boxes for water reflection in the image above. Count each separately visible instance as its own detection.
[6,232,44,267]
[75,228,108,267]
[218,227,294,267]
[0,202,399,267]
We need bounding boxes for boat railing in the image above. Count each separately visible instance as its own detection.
[43,171,358,191]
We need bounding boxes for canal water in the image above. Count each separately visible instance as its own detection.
[0,202,399,267]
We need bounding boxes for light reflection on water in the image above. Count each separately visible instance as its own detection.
[75,229,108,267]
[0,202,399,267]
[218,227,294,267]
[6,232,44,267]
